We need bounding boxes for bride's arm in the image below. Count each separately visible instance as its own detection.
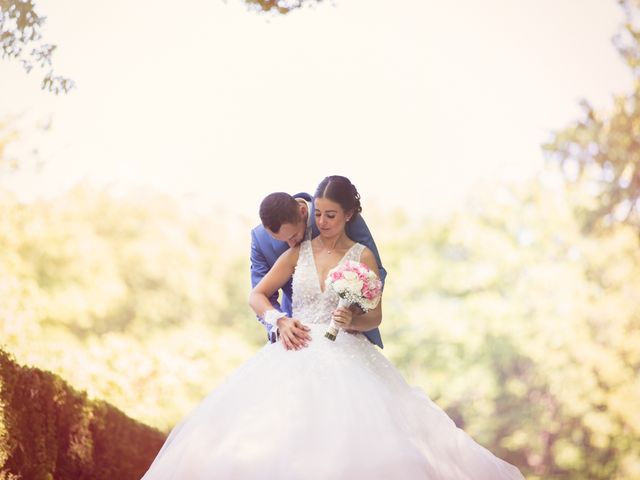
[249,246,311,350]
[248,246,299,317]
[342,247,383,331]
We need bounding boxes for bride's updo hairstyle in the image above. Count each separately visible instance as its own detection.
[314,175,362,223]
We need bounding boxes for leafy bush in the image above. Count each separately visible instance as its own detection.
[0,348,165,480]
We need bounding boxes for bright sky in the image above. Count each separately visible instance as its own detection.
[0,0,633,220]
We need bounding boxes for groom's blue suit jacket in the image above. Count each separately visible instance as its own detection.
[250,192,386,349]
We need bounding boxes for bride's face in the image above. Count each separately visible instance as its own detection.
[314,197,350,237]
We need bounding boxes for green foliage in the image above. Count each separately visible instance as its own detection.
[0,0,73,93]
[544,93,640,232]
[0,348,166,480]
[0,185,264,431]
[544,0,640,232]
[378,176,640,479]
[1,168,639,478]
[1,154,639,478]
[541,4,640,470]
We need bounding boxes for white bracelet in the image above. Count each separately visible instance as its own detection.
[262,309,286,327]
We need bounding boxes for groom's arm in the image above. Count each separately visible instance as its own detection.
[346,216,387,287]
[250,229,281,341]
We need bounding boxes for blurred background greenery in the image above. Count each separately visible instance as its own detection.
[2,0,640,479]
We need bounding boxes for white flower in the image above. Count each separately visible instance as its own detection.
[344,279,363,293]
[333,279,349,293]
[342,271,358,281]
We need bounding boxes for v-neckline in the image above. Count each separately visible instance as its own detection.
[310,241,358,294]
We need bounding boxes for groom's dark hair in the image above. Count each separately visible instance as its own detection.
[260,192,302,233]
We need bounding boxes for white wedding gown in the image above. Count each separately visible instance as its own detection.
[141,241,525,479]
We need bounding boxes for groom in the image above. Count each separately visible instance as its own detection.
[250,191,387,349]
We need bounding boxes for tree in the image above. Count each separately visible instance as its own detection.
[1,0,327,93]
[544,0,640,233]
[0,0,74,93]
[0,184,264,431]
[377,177,640,479]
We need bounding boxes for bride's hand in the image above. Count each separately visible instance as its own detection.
[277,317,312,351]
[332,307,353,330]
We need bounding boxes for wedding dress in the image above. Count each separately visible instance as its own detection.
[141,240,525,479]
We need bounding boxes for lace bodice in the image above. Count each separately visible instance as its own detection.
[292,239,365,325]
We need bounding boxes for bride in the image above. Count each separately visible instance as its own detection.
[141,176,525,479]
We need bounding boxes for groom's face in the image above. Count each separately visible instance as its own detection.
[267,220,306,248]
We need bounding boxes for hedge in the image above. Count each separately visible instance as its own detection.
[0,348,166,480]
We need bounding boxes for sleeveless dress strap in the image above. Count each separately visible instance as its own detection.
[344,243,365,263]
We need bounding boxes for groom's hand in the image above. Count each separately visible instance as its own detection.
[277,317,311,351]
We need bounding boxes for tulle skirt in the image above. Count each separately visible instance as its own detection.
[141,323,524,480]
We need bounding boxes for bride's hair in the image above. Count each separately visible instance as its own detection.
[314,175,362,223]
[259,192,301,233]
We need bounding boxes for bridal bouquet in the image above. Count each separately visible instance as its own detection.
[324,260,383,341]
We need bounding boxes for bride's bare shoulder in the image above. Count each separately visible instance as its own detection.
[358,246,379,272]
[359,245,373,260]
[280,243,302,265]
